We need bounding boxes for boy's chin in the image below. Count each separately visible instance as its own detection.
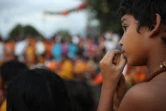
[127,59,145,66]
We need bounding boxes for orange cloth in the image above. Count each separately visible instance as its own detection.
[0,99,6,111]
[25,45,35,64]
[44,41,53,59]
[74,61,87,74]
[58,60,73,79]
[133,72,147,83]
[93,74,103,85]
[47,60,57,71]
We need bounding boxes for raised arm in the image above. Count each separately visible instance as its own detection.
[97,50,126,111]
[113,74,127,111]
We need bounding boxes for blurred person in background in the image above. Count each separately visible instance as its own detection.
[7,68,72,111]
[73,55,88,79]
[52,40,62,62]
[58,55,74,80]
[4,39,15,61]
[35,36,46,64]
[24,36,36,66]
[14,37,27,62]
[0,60,28,111]
[44,38,54,60]
[67,37,78,60]
[65,79,96,111]
[61,38,69,57]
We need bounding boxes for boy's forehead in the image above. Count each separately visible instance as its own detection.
[121,14,135,22]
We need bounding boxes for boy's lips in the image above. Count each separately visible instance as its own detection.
[122,50,125,54]
[122,50,127,58]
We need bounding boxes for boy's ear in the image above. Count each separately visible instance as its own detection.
[149,14,161,37]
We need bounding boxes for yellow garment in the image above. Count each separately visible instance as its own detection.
[25,46,35,64]
[0,99,6,111]
[25,46,35,59]
[59,60,73,79]
[74,61,87,74]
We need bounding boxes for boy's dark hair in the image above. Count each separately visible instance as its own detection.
[0,60,28,83]
[7,68,72,111]
[118,0,166,32]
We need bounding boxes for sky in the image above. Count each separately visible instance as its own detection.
[0,0,88,39]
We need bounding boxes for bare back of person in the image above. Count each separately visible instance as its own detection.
[119,72,166,111]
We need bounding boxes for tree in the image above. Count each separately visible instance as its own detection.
[9,24,23,40]
[57,29,71,37]
[24,25,40,37]
[87,0,122,34]
[9,24,41,40]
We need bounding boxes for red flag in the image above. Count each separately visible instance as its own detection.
[61,10,68,15]
[77,3,87,10]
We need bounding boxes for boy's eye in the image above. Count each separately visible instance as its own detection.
[122,25,128,31]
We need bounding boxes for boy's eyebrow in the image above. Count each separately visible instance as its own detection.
[121,18,127,23]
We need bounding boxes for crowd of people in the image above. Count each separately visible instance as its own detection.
[0,31,147,86]
[0,30,148,111]
[0,0,165,110]
[0,60,95,111]
[0,31,120,82]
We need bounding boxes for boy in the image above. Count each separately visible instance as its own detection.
[97,0,166,111]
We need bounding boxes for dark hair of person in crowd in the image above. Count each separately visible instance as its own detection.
[7,68,72,111]
[65,79,96,111]
[0,60,28,91]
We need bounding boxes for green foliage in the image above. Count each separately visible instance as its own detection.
[87,0,122,34]
[57,29,71,37]
[9,24,41,40]
[24,25,40,36]
[9,24,23,39]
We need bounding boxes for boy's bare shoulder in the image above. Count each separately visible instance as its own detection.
[118,82,165,111]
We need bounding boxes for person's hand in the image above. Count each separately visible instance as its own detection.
[99,50,126,88]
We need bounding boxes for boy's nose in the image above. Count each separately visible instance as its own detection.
[119,36,123,46]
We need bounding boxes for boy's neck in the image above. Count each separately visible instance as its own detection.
[147,47,166,75]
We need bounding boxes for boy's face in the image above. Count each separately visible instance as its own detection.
[119,14,149,66]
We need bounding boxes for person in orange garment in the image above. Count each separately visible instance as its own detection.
[73,56,88,79]
[97,0,166,111]
[58,55,74,80]
[4,40,15,61]
[24,37,36,66]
